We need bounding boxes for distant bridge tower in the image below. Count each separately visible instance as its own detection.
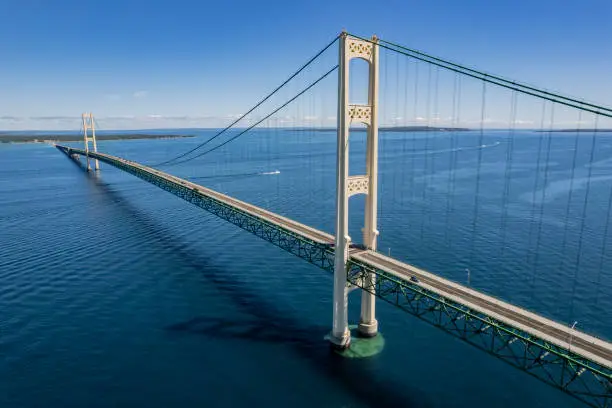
[331,32,380,349]
[82,112,99,171]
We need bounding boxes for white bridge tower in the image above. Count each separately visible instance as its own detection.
[82,112,99,171]
[331,32,380,349]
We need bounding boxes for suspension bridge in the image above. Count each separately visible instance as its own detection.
[55,32,612,407]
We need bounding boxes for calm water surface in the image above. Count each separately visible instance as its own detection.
[1,129,611,407]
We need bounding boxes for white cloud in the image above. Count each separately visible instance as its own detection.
[556,120,595,126]
[0,116,23,122]
[133,91,148,98]
[29,116,78,120]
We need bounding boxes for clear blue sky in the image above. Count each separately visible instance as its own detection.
[1,0,611,130]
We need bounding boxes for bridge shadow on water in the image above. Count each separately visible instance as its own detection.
[66,158,430,408]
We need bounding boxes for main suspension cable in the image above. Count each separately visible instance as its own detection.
[165,65,339,166]
[348,33,612,118]
[376,37,612,114]
[150,34,340,167]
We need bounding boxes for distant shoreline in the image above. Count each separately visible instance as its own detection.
[0,134,195,144]
[537,129,612,133]
[294,126,471,132]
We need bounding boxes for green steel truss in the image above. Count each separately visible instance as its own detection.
[346,260,612,408]
[58,146,612,408]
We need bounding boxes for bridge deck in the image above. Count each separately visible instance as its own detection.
[353,251,612,369]
[58,145,612,371]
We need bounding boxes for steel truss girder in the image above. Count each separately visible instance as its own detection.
[58,146,612,408]
[345,260,612,408]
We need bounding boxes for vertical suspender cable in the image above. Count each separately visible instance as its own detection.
[469,80,487,279]
[527,100,548,295]
[531,103,555,302]
[556,109,583,315]
[569,114,599,322]
[445,73,459,246]
[500,90,517,259]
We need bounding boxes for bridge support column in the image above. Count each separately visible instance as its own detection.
[331,32,351,349]
[331,32,380,348]
[82,112,99,171]
[358,34,379,338]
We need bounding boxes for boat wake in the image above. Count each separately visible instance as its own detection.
[409,141,501,156]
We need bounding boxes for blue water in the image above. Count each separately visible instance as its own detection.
[1,129,611,407]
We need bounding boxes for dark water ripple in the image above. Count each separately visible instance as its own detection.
[1,130,610,407]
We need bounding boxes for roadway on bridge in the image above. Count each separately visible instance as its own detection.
[353,251,612,369]
[60,146,612,371]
